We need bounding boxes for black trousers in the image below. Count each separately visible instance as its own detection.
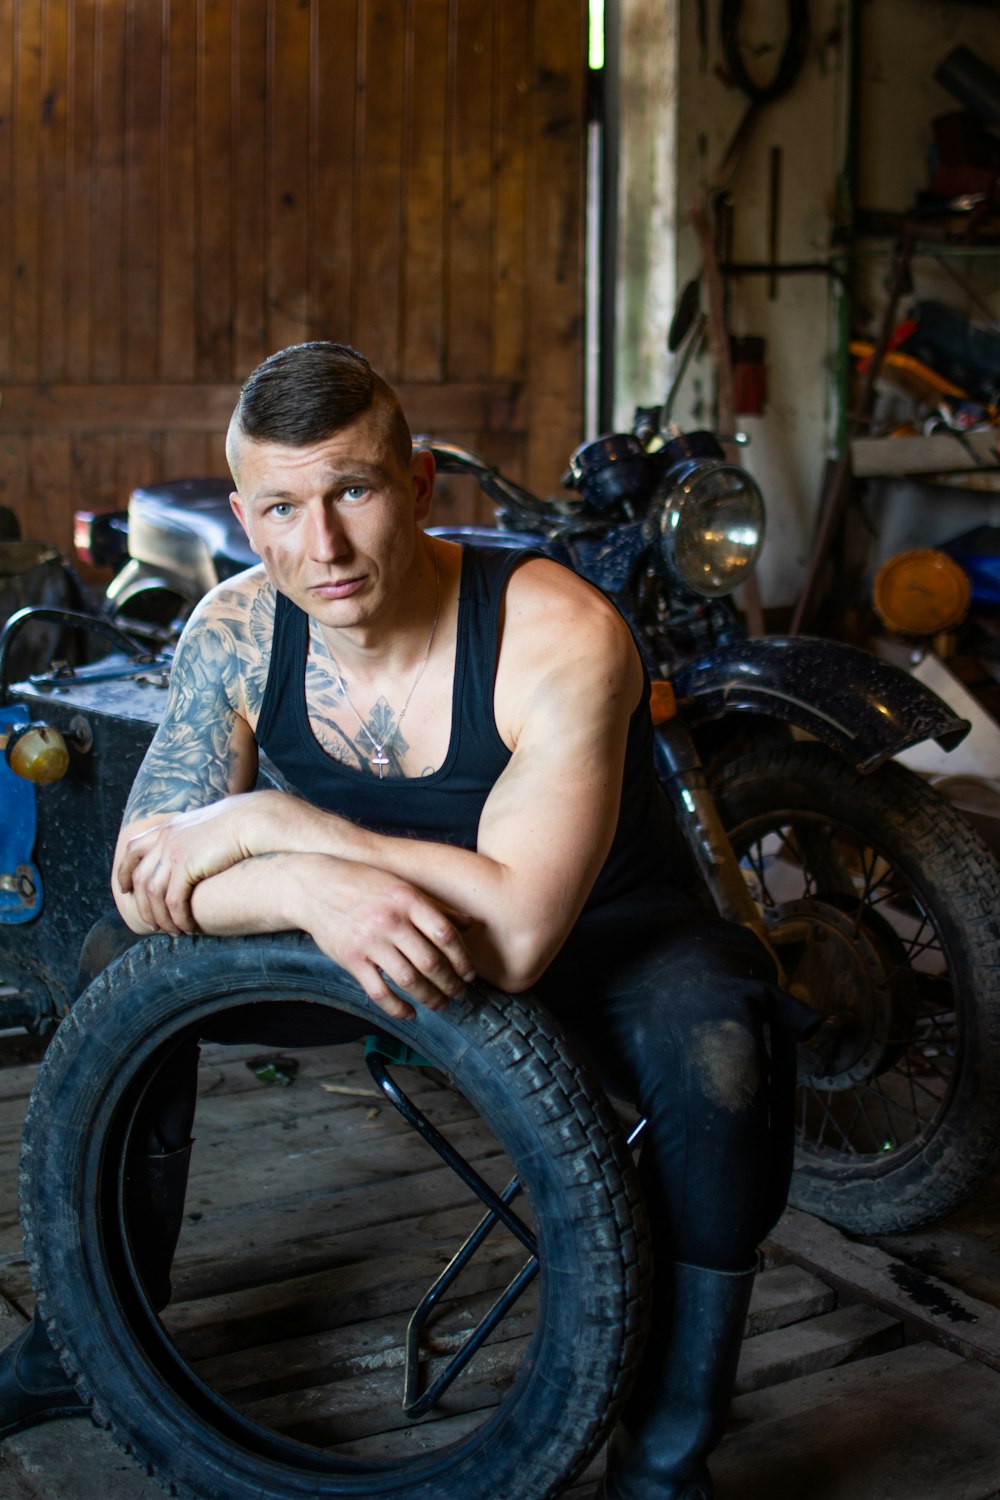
[79,890,801,1274]
[534,885,802,1270]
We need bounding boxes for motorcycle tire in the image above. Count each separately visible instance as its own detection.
[20,932,648,1500]
[713,742,1000,1235]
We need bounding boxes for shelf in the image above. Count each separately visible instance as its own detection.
[851,210,1000,249]
[851,427,999,478]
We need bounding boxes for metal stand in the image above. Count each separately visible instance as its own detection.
[365,1052,538,1420]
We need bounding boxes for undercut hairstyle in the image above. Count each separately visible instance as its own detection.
[227,342,412,474]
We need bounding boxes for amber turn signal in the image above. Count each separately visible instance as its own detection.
[873,549,971,637]
[6,726,71,784]
[649,679,677,725]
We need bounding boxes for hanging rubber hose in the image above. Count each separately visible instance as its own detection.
[720,0,810,104]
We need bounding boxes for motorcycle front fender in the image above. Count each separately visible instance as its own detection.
[672,635,970,774]
[105,559,197,615]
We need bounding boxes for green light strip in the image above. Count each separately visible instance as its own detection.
[589,0,605,70]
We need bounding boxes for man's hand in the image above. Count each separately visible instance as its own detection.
[174,851,476,1021]
[283,855,476,1019]
[117,794,269,935]
[116,789,477,1017]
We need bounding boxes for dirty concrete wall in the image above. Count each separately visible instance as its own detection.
[613,0,1000,611]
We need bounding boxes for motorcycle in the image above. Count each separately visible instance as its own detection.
[425,424,1000,1238]
[19,414,1000,1239]
[74,476,244,646]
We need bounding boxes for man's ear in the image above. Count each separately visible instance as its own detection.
[229,493,261,556]
[411,447,436,524]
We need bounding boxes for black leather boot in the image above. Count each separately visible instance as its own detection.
[598,1260,756,1500]
[0,933,200,1442]
[0,1315,88,1438]
[123,1142,194,1310]
[0,1141,192,1442]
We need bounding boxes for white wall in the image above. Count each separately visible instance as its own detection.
[614,0,1000,610]
[612,0,682,413]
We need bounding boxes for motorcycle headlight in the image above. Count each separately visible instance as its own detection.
[658,460,765,597]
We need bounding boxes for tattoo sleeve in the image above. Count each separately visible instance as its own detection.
[123,602,257,824]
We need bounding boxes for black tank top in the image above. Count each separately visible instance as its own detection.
[255,545,671,912]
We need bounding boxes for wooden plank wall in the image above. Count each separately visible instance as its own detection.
[0,0,587,554]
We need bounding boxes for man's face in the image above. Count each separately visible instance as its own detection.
[229,409,434,632]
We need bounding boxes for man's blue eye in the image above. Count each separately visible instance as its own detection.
[269,502,293,518]
[343,485,367,502]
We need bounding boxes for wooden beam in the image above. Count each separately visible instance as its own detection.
[766,1207,1000,1370]
[735,1303,901,1394]
[0,384,241,431]
[0,382,525,434]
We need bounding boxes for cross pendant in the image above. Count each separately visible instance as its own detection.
[371,748,390,778]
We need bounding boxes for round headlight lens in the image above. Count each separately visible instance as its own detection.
[660,462,765,596]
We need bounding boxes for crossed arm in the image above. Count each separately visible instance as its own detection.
[113,565,642,1018]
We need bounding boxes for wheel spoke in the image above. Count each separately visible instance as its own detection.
[743,839,772,905]
[731,801,962,1166]
[716,747,1000,1233]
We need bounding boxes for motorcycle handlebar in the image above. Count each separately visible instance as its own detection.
[416,438,561,528]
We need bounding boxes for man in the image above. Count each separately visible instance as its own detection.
[1,343,795,1499]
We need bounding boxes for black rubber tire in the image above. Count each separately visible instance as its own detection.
[21,933,648,1500]
[713,742,1000,1235]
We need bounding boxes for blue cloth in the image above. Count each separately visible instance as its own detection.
[0,706,44,924]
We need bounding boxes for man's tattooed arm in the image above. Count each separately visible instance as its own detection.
[122,580,265,826]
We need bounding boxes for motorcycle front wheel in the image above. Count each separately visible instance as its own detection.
[713,742,1000,1235]
[20,933,648,1500]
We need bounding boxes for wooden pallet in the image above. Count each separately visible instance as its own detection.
[1,1038,1000,1499]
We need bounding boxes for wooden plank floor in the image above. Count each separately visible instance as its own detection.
[0,1033,999,1498]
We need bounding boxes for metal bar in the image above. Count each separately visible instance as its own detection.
[403,1175,526,1395]
[790,231,916,636]
[403,1259,540,1419]
[367,1057,648,1418]
[768,146,782,301]
[364,1055,537,1255]
[652,718,782,976]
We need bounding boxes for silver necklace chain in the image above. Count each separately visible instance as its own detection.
[327,548,441,779]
